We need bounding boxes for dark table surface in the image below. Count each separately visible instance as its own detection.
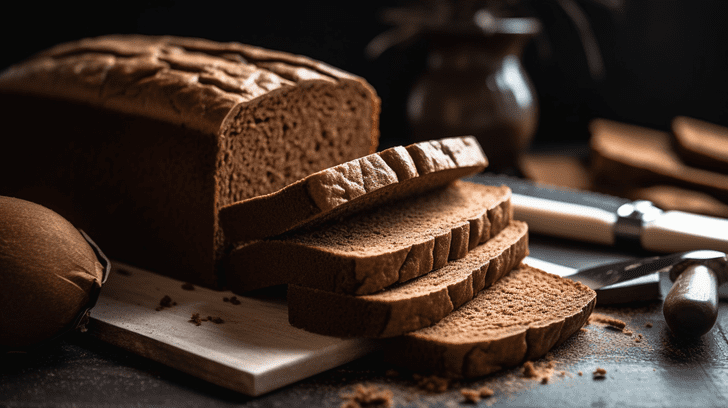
[3,233,728,408]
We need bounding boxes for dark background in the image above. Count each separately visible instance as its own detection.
[2,0,727,149]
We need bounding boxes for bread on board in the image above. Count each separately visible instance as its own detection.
[672,116,728,173]
[0,35,380,288]
[590,118,728,202]
[386,264,596,378]
[219,136,488,242]
[225,181,512,295]
[286,220,528,338]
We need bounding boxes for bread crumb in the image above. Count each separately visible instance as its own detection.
[589,313,626,330]
[645,322,653,328]
[522,361,539,378]
[229,296,241,305]
[340,384,393,408]
[413,374,450,393]
[460,385,494,403]
[624,330,633,336]
[522,360,556,384]
[593,367,607,379]
[189,313,203,326]
[578,371,583,376]
[181,283,195,291]
[155,295,177,311]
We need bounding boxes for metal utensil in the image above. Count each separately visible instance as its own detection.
[663,250,728,337]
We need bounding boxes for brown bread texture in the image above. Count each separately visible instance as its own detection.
[287,221,528,338]
[0,35,379,288]
[590,119,728,202]
[219,136,488,242]
[226,181,512,295]
[672,116,728,173]
[386,264,596,378]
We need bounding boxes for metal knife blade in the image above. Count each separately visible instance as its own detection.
[566,253,686,291]
[467,173,728,253]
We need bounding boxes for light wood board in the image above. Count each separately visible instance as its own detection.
[87,262,380,396]
[87,257,661,397]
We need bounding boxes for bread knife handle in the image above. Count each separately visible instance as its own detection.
[663,264,720,337]
[642,210,728,253]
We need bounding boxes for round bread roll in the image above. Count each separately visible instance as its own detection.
[0,196,106,349]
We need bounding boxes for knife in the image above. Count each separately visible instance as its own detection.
[468,173,728,253]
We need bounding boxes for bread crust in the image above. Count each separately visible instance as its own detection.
[219,136,488,242]
[226,182,512,295]
[286,221,528,338]
[590,118,728,202]
[0,35,380,288]
[386,264,596,378]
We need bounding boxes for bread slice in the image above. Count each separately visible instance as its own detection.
[0,35,379,288]
[219,136,488,242]
[226,181,512,295]
[672,116,728,173]
[287,221,528,338]
[386,264,596,378]
[590,119,728,202]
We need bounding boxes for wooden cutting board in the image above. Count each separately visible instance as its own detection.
[87,257,661,397]
[87,262,380,397]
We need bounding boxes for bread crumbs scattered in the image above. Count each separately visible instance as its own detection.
[460,385,494,403]
[588,313,627,330]
[155,295,177,311]
[522,360,556,384]
[189,313,224,326]
[413,374,450,393]
[646,322,653,328]
[181,283,195,291]
[593,368,607,379]
[624,329,633,336]
[578,371,583,376]
[340,384,393,408]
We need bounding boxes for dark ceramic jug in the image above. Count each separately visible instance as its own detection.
[407,12,540,171]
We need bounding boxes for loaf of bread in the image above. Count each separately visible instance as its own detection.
[0,35,380,288]
[226,181,512,295]
[219,136,487,242]
[287,220,528,338]
[590,118,728,202]
[672,116,728,173]
[386,264,596,378]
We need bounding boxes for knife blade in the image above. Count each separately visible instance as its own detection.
[467,173,728,254]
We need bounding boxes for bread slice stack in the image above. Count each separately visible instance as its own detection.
[590,117,728,217]
[222,136,596,377]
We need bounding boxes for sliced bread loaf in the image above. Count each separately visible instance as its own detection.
[672,116,728,173]
[0,35,379,288]
[287,220,528,338]
[219,136,487,242]
[590,119,728,202]
[386,263,596,378]
[226,181,512,295]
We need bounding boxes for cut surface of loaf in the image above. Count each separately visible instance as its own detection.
[287,220,528,338]
[219,136,487,242]
[386,264,596,378]
[590,119,728,202]
[672,116,728,173]
[0,35,379,288]
[226,181,512,295]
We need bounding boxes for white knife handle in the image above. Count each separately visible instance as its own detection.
[512,194,617,245]
[642,211,728,253]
